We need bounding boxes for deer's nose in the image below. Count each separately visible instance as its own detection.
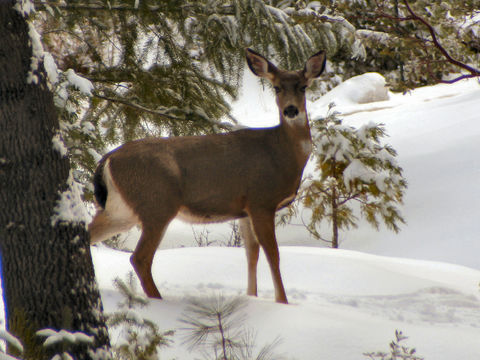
[283,105,299,119]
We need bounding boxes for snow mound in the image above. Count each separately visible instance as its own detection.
[315,72,390,109]
[92,245,480,360]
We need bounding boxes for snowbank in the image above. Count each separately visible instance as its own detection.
[92,245,480,360]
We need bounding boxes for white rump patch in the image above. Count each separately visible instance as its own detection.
[103,160,139,229]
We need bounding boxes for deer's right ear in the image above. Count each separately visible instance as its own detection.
[246,48,277,81]
[303,50,327,84]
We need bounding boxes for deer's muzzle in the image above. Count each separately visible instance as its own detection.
[283,105,299,118]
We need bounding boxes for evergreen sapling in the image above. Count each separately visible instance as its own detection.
[300,104,407,248]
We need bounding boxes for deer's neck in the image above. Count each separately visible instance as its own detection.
[279,112,312,167]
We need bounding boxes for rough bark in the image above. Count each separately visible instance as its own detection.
[0,2,110,359]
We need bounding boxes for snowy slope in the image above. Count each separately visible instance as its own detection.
[93,245,480,360]
[312,78,480,269]
[2,73,480,360]
[91,74,480,360]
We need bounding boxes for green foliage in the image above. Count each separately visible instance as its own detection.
[180,294,285,360]
[300,105,407,247]
[319,0,480,91]
[35,0,360,193]
[33,0,479,201]
[364,330,423,360]
[107,272,173,360]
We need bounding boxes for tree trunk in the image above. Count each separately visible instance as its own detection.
[330,159,339,249]
[331,186,339,249]
[0,3,110,359]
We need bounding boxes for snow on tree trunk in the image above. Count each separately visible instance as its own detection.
[0,2,110,359]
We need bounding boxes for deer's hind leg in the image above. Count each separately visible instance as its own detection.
[130,218,171,299]
[129,190,180,299]
[240,217,260,297]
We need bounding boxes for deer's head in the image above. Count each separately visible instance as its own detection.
[246,48,326,127]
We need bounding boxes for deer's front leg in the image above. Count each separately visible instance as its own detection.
[240,218,260,297]
[248,210,288,304]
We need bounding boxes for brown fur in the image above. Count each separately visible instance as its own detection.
[89,49,326,304]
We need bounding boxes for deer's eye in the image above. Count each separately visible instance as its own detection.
[274,86,281,94]
[300,85,307,93]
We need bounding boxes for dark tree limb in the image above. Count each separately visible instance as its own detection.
[402,0,480,82]
[376,0,480,83]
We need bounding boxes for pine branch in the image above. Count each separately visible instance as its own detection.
[35,1,161,12]
[402,0,480,80]
[93,91,232,130]
[375,0,480,83]
[298,215,333,245]
[35,1,235,15]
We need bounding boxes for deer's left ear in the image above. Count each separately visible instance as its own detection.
[303,50,326,83]
[246,48,278,81]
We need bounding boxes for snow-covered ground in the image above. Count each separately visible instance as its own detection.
[94,245,480,359]
[92,73,480,359]
[2,71,480,359]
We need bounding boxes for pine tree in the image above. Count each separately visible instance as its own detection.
[0,1,110,358]
[319,0,480,91]
[32,0,362,196]
[364,330,423,360]
[300,105,407,248]
[107,273,173,360]
[180,295,284,360]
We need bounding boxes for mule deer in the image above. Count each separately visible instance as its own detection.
[89,48,326,304]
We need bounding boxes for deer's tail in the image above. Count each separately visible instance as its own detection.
[93,158,108,209]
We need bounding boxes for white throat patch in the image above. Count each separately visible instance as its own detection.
[285,112,308,127]
[301,139,313,157]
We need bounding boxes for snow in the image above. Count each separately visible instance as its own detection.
[52,132,68,157]
[43,52,59,86]
[2,60,480,358]
[312,72,390,109]
[92,245,480,360]
[26,22,44,85]
[64,69,94,96]
[13,0,35,18]
[86,72,479,359]
[0,331,23,354]
[343,158,376,190]
[51,171,88,226]
[37,329,94,348]
[330,77,480,268]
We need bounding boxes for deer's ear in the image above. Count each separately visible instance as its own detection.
[303,50,326,82]
[246,48,277,81]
